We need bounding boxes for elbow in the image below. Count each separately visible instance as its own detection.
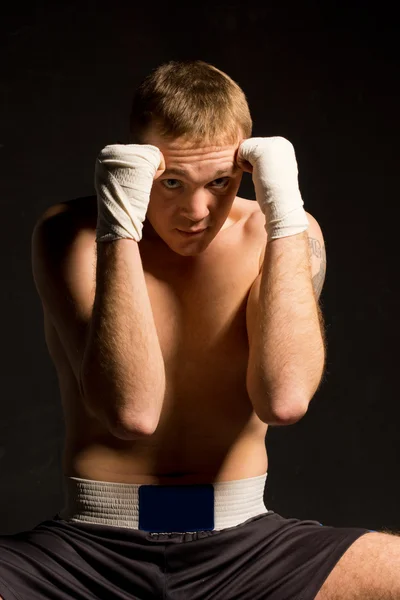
[107,411,157,440]
[88,401,158,440]
[249,386,310,426]
[266,399,309,426]
[80,377,159,440]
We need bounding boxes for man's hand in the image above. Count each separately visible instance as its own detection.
[237,137,309,240]
[154,151,166,181]
[95,144,165,243]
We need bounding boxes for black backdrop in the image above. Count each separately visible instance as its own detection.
[1,1,399,534]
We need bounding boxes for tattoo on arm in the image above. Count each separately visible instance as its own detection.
[308,237,326,299]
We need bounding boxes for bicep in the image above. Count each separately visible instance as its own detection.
[306,212,326,300]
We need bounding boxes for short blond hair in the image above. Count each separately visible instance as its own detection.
[130,60,252,145]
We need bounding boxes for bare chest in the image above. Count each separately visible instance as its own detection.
[53,200,269,480]
[138,225,262,443]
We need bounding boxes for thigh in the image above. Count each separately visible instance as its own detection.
[0,518,165,600]
[166,512,369,600]
[316,531,400,600]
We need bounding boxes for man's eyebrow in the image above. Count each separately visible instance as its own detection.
[162,166,240,178]
[162,168,189,177]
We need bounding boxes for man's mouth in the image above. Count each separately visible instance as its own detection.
[177,228,207,236]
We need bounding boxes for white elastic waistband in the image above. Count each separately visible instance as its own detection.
[59,473,268,531]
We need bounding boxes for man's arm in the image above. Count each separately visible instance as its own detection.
[32,199,165,441]
[82,238,166,437]
[33,145,167,439]
[246,215,325,426]
[239,136,326,426]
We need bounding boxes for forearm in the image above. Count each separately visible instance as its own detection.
[81,239,165,438]
[247,231,325,424]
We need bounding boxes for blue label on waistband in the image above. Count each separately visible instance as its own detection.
[138,484,215,532]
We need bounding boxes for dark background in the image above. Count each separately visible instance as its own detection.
[1,1,399,534]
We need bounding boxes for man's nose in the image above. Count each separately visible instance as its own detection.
[180,189,210,221]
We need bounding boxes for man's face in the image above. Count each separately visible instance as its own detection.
[142,130,244,257]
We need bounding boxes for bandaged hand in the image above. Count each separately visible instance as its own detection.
[238,137,309,239]
[95,144,165,243]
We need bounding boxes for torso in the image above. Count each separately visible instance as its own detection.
[44,196,269,485]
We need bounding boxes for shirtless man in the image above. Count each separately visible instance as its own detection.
[1,60,399,600]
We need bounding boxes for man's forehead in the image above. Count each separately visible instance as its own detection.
[162,142,237,157]
[161,142,239,173]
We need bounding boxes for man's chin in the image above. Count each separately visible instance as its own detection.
[142,223,221,258]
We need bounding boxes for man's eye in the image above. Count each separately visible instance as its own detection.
[161,177,230,190]
[162,179,181,189]
[212,177,230,188]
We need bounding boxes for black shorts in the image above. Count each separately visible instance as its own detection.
[0,511,369,600]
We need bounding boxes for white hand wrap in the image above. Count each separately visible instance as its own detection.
[95,144,162,243]
[238,137,309,239]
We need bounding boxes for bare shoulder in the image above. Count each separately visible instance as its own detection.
[238,203,325,277]
[236,197,267,270]
[32,195,97,308]
[32,196,98,385]
[235,196,262,219]
[305,211,324,242]
[236,196,264,237]
[32,195,97,287]
[34,195,97,232]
